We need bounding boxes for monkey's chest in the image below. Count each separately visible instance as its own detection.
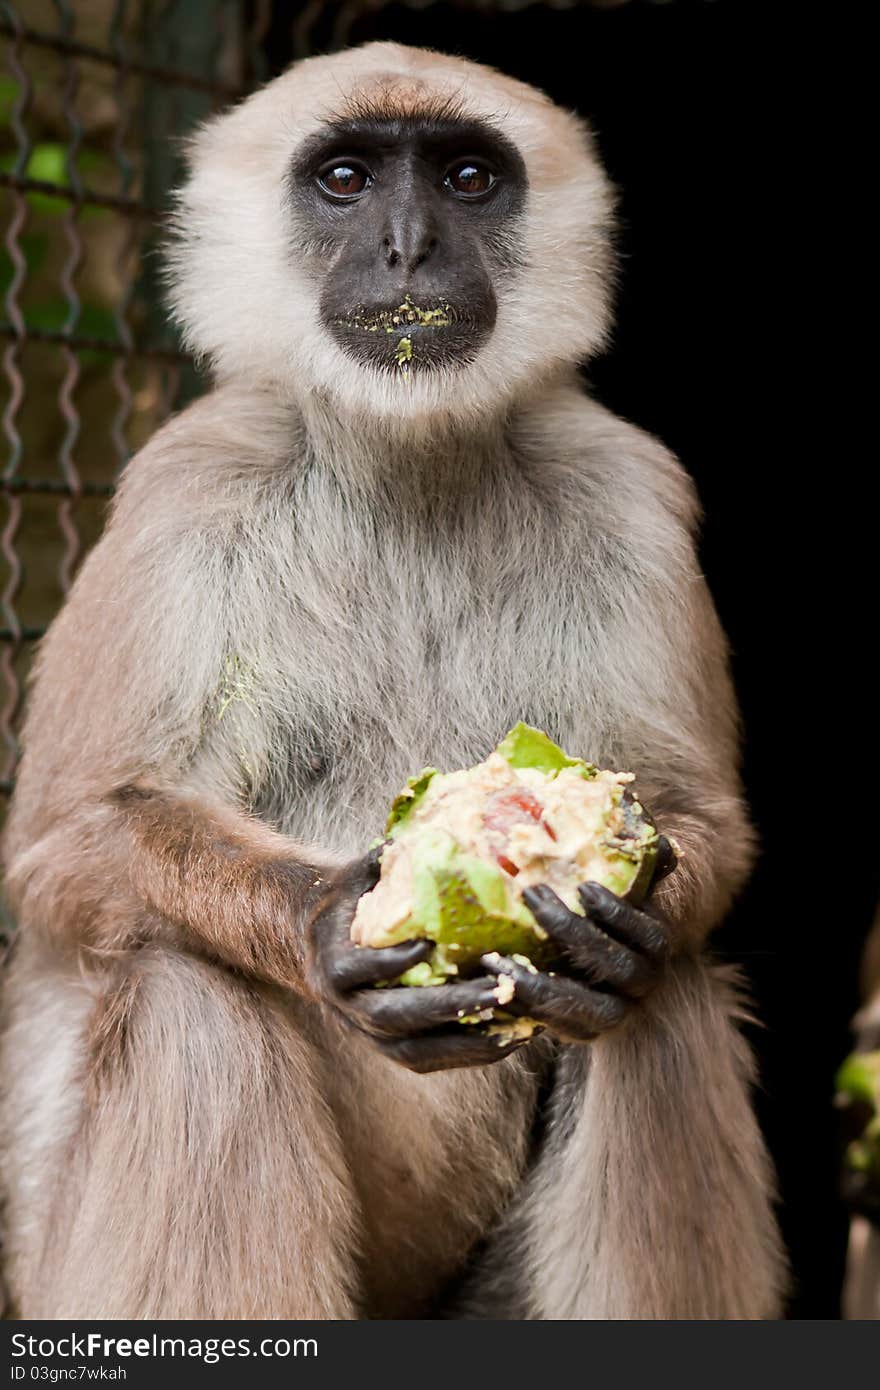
[254,597,583,845]
[244,535,602,851]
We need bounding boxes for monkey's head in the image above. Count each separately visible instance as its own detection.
[167,44,615,427]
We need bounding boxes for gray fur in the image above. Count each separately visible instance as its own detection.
[0,44,785,1318]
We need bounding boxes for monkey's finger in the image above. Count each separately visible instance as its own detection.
[329,939,433,992]
[652,834,678,884]
[375,1026,533,1074]
[480,953,626,1043]
[576,882,670,964]
[521,883,589,943]
[344,977,508,1038]
[520,885,657,998]
[341,843,387,901]
[310,849,387,956]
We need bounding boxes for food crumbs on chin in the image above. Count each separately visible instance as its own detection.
[338,293,452,358]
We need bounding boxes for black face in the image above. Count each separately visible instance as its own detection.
[290,112,528,375]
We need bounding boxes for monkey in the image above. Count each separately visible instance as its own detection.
[0,43,785,1319]
[841,910,880,1319]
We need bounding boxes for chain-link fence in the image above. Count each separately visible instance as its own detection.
[0,1,261,817]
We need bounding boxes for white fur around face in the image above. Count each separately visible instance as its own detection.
[165,43,616,430]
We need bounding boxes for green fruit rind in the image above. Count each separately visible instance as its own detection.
[611,795,659,906]
[836,1051,880,1110]
[383,828,552,982]
[495,722,597,780]
[385,767,439,833]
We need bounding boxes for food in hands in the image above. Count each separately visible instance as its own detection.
[350,723,659,987]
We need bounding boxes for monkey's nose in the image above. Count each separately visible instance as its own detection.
[381,213,439,274]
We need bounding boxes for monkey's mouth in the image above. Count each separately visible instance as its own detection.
[330,294,487,375]
[340,294,454,336]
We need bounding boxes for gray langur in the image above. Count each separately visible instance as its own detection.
[0,43,786,1318]
[842,913,880,1319]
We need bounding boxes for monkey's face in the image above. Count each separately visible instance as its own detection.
[167,44,616,425]
[290,115,526,378]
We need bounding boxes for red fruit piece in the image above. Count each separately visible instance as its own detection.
[483,787,556,876]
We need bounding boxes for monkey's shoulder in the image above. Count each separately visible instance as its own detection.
[110,384,305,530]
[514,388,701,541]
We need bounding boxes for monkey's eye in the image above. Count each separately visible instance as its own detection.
[444,160,496,199]
[317,162,371,200]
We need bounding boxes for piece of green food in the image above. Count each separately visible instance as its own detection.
[836,1049,880,1177]
[350,724,659,990]
[337,294,452,372]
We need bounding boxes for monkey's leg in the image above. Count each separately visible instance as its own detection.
[463,957,786,1320]
[1,942,360,1319]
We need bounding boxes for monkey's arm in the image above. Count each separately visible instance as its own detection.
[0,396,404,993]
[599,552,757,954]
[4,785,434,994]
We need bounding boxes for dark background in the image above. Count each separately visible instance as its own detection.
[263,0,869,1316]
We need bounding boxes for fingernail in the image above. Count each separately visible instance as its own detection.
[402,941,432,961]
[522,886,549,908]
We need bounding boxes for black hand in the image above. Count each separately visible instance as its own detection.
[480,879,671,1045]
[307,849,534,1072]
[652,832,679,885]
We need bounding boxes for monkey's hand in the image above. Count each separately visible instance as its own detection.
[306,848,536,1073]
[480,835,678,1044]
[841,1160,880,1228]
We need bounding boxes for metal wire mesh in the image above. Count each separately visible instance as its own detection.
[0,0,255,811]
